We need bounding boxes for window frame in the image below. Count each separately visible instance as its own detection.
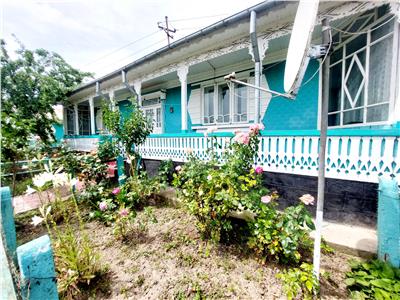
[327,9,398,128]
[201,76,250,125]
[141,98,163,134]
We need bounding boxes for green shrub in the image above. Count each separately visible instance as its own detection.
[247,199,315,263]
[173,126,269,243]
[158,159,174,184]
[277,263,320,300]
[97,139,118,162]
[345,259,400,299]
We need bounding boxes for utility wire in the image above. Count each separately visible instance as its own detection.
[167,14,228,22]
[82,30,162,67]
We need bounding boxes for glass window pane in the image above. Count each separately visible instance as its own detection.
[368,36,392,105]
[344,53,365,110]
[329,63,342,112]
[367,104,389,123]
[66,107,75,135]
[372,17,393,41]
[328,113,341,127]
[78,103,90,135]
[235,83,247,122]
[203,86,214,124]
[346,34,367,55]
[330,47,342,65]
[218,84,230,123]
[343,108,363,125]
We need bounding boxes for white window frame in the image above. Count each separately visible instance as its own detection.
[201,75,251,125]
[327,9,398,128]
[141,98,163,134]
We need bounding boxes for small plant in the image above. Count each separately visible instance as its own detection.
[158,159,174,184]
[113,206,136,240]
[137,206,158,233]
[247,195,315,263]
[97,139,118,162]
[30,165,104,298]
[277,263,320,300]
[345,259,400,299]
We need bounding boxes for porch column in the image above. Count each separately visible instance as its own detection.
[89,98,95,135]
[133,81,142,106]
[74,103,79,135]
[177,65,189,132]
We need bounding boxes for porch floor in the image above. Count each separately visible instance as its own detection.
[310,221,377,258]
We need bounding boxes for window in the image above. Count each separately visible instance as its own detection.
[234,82,248,122]
[65,106,75,135]
[202,80,248,124]
[328,8,395,127]
[77,103,91,135]
[203,86,215,124]
[142,98,162,133]
[217,84,230,123]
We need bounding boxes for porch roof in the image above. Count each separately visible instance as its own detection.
[69,1,388,100]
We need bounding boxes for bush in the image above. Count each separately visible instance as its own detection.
[173,125,270,242]
[277,263,320,300]
[158,159,174,184]
[97,139,118,162]
[345,259,400,299]
[247,199,315,263]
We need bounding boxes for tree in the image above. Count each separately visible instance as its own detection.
[102,97,153,176]
[0,38,92,191]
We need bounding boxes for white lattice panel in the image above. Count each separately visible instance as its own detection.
[64,138,99,152]
[138,135,399,183]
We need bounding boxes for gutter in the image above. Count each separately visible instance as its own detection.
[70,0,285,96]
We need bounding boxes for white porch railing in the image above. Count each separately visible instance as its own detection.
[64,137,100,152]
[137,135,399,183]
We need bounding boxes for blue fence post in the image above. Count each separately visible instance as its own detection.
[17,234,59,300]
[117,155,126,185]
[0,186,17,264]
[377,178,400,268]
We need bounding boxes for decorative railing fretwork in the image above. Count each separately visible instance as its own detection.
[137,135,399,183]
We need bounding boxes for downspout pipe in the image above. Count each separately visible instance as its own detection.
[250,10,261,124]
[121,70,138,98]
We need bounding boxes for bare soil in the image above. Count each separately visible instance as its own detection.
[16,203,355,300]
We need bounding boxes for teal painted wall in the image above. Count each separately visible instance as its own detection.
[53,123,64,142]
[263,60,320,130]
[118,99,133,121]
[163,85,192,133]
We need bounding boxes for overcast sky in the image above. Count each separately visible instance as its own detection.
[3,0,263,80]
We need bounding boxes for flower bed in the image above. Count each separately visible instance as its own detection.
[16,203,354,299]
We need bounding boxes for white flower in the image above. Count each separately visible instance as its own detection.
[31,215,44,226]
[207,175,212,181]
[53,173,69,187]
[32,172,53,188]
[69,177,78,187]
[126,157,132,164]
[21,165,29,170]
[25,185,36,195]
[299,194,315,206]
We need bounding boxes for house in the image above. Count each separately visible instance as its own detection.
[64,1,400,226]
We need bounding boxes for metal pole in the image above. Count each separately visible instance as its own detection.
[255,62,261,123]
[313,17,331,278]
[165,16,170,46]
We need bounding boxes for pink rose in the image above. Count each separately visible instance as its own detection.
[254,166,263,175]
[261,195,272,204]
[299,194,315,206]
[175,165,182,172]
[233,132,250,145]
[99,201,108,211]
[249,123,265,135]
[112,187,121,195]
[119,208,129,217]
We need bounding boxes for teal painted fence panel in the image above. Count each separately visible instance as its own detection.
[1,186,17,263]
[17,234,58,300]
[377,178,400,267]
[262,60,319,130]
[53,123,64,142]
